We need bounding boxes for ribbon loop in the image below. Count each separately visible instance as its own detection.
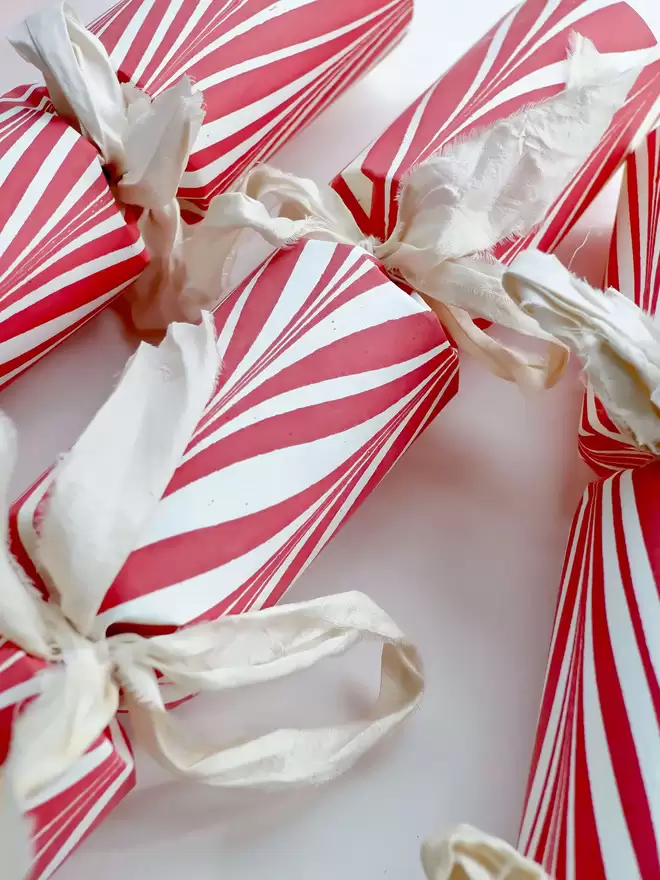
[116,592,422,788]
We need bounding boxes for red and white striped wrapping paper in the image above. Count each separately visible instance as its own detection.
[579,127,660,476]
[0,0,410,390]
[0,639,135,880]
[1,239,457,877]
[517,463,660,879]
[332,0,660,260]
[0,84,147,389]
[90,0,413,222]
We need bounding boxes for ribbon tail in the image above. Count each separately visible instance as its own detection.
[415,258,568,390]
[426,301,565,390]
[33,316,220,634]
[420,825,550,879]
[118,591,423,788]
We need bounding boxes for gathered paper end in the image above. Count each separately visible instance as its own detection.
[504,250,660,454]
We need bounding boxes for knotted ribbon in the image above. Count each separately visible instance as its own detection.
[10,1,205,333]
[503,249,660,452]
[0,314,423,877]
[158,35,646,390]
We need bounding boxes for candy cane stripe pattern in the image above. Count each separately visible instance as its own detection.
[0,639,135,880]
[579,127,660,475]
[332,0,660,254]
[0,0,411,390]
[0,86,148,389]
[9,240,457,636]
[89,0,414,222]
[518,463,660,879]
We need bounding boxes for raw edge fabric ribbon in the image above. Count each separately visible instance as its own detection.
[503,249,660,454]
[0,317,423,877]
[420,825,550,879]
[149,34,646,390]
[9,1,205,334]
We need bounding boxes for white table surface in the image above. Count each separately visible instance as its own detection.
[1,1,657,877]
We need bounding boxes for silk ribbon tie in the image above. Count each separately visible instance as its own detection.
[171,35,646,390]
[0,314,423,877]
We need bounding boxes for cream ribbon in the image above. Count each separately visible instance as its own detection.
[163,34,644,390]
[10,1,205,333]
[503,249,660,454]
[0,315,423,876]
[421,825,550,879]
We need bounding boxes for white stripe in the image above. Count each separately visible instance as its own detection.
[25,738,115,811]
[193,343,446,459]
[519,493,590,854]
[160,0,397,92]
[0,131,81,275]
[618,471,660,685]
[102,0,158,72]
[602,474,660,848]
[0,243,144,324]
[634,135,650,313]
[0,207,128,305]
[139,363,441,547]
[0,649,25,675]
[236,358,454,613]
[38,721,134,880]
[142,0,268,90]
[0,112,52,193]
[582,529,641,880]
[0,676,41,712]
[182,11,399,187]
[209,245,368,402]
[98,363,446,628]
[126,0,189,85]
[267,361,457,607]
[0,278,138,376]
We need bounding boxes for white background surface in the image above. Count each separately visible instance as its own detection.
[0,1,657,877]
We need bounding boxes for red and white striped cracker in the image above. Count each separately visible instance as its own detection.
[10,240,457,634]
[89,0,413,222]
[332,0,660,258]
[0,85,147,389]
[518,464,660,880]
[0,640,135,880]
[579,127,660,476]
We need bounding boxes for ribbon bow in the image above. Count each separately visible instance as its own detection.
[10,1,205,333]
[169,34,644,390]
[0,315,423,876]
[503,249,660,453]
